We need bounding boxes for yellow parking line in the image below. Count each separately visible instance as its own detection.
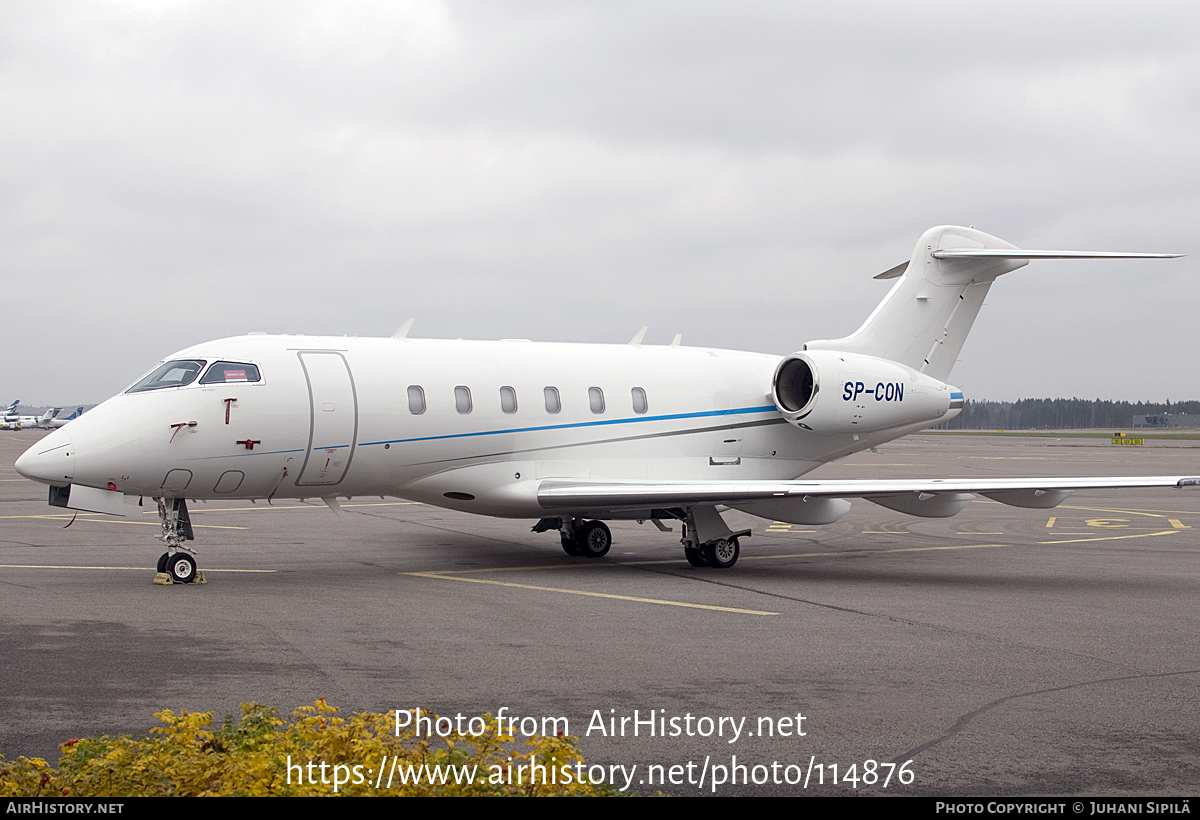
[1041,530,1179,545]
[88,520,247,530]
[0,564,274,573]
[406,571,779,616]
[1058,505,1176,519]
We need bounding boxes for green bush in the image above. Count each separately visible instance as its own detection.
[1,700,621,796]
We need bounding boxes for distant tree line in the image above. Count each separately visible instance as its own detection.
[935,399,1200,430]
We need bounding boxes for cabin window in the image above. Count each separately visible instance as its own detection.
[407,385,426,415]
[631,387,648,414]
[454,386,473,414]
[500,386,518,414]
[544,387,561,414]
[126,360,206,393]
[200,362,261,385]
[589,387,605,414]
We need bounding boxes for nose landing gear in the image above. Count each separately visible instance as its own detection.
[153,498,204,585]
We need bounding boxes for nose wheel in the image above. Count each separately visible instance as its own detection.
[165,552,197,583]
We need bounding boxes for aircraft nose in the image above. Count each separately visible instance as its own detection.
[15,429,75,485]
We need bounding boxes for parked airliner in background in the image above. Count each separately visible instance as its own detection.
[43,407,84,429]
[15,226,1196,583]
[3,405,59,431]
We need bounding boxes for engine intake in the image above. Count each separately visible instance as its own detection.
[772,350,960,434]
[774,357,817,415]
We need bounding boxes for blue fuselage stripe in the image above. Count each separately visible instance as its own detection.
[190,405,779,460]
[361,405,778,447]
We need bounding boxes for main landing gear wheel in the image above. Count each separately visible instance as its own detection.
[703,537,740,569]
[166,552,197,584]
[561,532,582,557]
[575,521,612,558]
[157,552,170,573]
[684,545,709,567]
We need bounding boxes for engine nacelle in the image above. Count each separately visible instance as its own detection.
[772,350,959,434]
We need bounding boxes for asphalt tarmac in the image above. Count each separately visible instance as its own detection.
[1,429,1197,796]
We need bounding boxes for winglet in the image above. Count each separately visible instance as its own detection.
[392,318,416,340]
[628,326,649,346]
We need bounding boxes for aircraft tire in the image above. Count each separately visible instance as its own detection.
[575,521,611,558]
[167,552,197,584]
[684,545,709,567]
[157,552,170,573]
[561,532,582,556]
[704,537,739,569]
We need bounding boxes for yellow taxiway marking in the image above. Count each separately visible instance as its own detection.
[1059,505,1190,519]
[834,463,917,467]
[0,513,112,520]
[1041,530,1180,545]
[709,529,1180,560]
[765,521,816,534]
[0,513,244,530]
[0,502,419,519]
[0,501,419,525]
[1047,506,1195,530]
[90,520,246,530]
[405,571,779,616]
[414,526,1186,580]
[0,564,274,573]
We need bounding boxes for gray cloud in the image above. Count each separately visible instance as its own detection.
[2,1,1196,402]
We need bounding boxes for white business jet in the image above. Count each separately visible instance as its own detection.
[14,226,1195,583]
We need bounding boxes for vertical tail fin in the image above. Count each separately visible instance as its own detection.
[805,225,1180,382]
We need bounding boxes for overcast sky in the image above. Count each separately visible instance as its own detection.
[3,1,1197,404]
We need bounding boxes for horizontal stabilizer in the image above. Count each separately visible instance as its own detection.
[932,249,1182,260]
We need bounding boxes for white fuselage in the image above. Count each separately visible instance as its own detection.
[20,334,956,519]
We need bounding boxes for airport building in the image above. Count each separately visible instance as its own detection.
[1132,413,1200,428]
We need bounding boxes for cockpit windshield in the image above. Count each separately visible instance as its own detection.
[125,360,206,393]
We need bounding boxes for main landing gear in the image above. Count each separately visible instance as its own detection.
[533,506,749,568]
[683,534,742,569]
[560,519,612,558]
[680,505,750,569]
[153,498,204,585]
[533,517,612,558]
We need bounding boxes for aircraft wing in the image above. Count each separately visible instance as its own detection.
[537,476,1200,511]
